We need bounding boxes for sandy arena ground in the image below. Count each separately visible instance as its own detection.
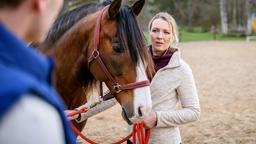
[78,41,256,144]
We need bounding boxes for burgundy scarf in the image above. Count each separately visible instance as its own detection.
[150,47,174,72]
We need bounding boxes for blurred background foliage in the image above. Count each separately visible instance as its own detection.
[61,0,256,41]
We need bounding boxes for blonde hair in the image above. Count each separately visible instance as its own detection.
[148,12,179,47]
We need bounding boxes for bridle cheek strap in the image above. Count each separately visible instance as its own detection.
[88,49,116,83]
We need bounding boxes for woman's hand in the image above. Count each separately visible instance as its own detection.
[65,110,79,120]
[142,111,157,129]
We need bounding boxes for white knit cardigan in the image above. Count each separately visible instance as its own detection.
[149,47,200,144]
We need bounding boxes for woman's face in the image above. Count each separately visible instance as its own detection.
[150,18,172,55]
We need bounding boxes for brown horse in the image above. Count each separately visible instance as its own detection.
[38,0,154,131]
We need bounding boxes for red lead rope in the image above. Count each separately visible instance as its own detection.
[68,107,150,144]
[71,123,150,144]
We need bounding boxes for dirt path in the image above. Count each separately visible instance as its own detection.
[78,41,256,144]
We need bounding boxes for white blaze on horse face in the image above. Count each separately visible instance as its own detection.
[131,59,152,122]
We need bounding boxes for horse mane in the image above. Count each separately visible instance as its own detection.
[117,5,155,79]
[44,3,101,46]
[40,3,105,94]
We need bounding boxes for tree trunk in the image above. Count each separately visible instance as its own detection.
[220,0,228,34]
[173,0,186,20]
[232,0,237,30]
[187,0,193,32]
[246,0,252,35]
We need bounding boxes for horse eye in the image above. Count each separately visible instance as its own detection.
[112,37,124,53]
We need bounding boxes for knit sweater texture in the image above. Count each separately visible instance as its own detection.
[149,47,200,144]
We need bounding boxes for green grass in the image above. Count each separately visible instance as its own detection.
[180,30,245,42]
[180,31,213,41]
[143,29,246,42]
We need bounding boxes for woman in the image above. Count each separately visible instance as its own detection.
[141,12,201,144]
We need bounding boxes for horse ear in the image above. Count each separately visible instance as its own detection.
[108,0,122,19]
[131,0,145,16]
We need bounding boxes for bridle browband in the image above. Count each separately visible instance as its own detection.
[87,5,150,95]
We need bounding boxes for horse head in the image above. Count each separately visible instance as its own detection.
[86,0,154,124]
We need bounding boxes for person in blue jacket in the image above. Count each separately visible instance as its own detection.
[0,0,76,144]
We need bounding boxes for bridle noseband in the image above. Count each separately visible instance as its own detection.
[87,5,150,95]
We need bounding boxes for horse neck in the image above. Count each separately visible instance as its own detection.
[41,25,94,109]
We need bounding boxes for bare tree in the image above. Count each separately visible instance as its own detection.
[187,0,193,32]
[220,0,228,34]
[232,0,237,29]
[173,0,186,20]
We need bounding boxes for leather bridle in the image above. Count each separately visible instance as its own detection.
[87,5,150,95]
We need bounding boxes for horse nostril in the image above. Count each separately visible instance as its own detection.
[138,106,143,117]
